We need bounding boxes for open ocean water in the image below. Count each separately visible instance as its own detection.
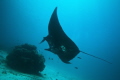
[0,0,120,80]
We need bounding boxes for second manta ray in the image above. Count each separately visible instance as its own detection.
[40,7,112,64]
[40,7,80,64]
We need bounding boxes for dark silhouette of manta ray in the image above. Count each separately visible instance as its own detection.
[40,7,80,64]
[40,7,112,64]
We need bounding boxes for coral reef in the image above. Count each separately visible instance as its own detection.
[6,43,45,74]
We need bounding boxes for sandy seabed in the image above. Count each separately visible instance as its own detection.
[0,50,79,80]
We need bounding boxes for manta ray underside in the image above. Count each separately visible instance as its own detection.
[40,7,80,64]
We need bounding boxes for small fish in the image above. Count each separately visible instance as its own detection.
[48,57,53,60]
[77,57,81,59]
[75,67,78,69]
[43,74,46,75]
[51,58,53,60]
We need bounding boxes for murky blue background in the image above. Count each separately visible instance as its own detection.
[0,0,120,80]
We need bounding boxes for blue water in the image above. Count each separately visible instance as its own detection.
[0,0,120,80]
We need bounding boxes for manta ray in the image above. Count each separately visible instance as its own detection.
[40,7,111,64]
[40,7,80,64]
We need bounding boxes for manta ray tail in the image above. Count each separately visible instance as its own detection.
[80,51,112,64]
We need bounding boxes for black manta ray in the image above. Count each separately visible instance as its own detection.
[40,7,112,64]
[40,7,80,64]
